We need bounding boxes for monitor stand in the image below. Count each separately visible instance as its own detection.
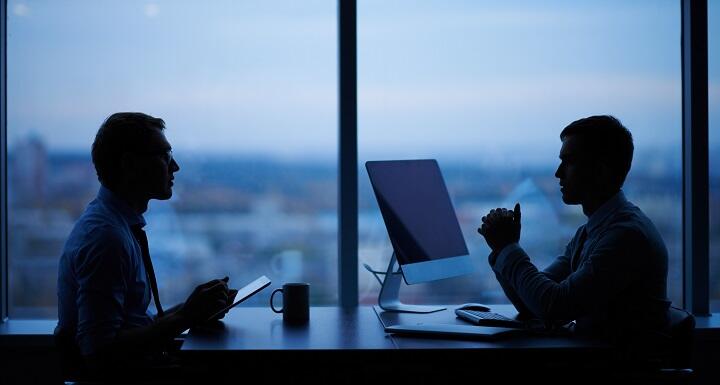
[365,253,446,314]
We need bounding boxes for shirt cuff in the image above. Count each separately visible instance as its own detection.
[492,243,522,273]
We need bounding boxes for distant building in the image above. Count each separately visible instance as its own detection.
[9,134,48,208]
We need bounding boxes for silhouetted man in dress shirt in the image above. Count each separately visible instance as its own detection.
[56,112,232,379]
[478,115,670,349]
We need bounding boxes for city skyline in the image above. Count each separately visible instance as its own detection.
[7,135,693,317]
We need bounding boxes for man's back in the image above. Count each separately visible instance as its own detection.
[566,193,670,339]
[57,187,152,356]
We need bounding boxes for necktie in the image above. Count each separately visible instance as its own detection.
[571,227,588,272]
[130,225,164,317]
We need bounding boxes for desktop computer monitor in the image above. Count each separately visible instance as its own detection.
[366,159,474,287]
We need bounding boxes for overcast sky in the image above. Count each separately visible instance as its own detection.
[6,0,719,164]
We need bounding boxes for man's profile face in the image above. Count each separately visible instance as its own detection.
[555,135,593,205]
[131,128,180,201]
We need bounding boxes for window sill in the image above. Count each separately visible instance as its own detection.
[0,319,56,348]
[694,314,720,340]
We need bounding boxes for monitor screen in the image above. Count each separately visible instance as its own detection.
[366,159,473,284]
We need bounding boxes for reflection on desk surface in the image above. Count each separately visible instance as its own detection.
[374,305,611,350]
[182,306,394,351]
[181,306,611,352]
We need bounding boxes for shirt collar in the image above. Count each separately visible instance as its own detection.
[97,185,146,228]
[585,190,627,235]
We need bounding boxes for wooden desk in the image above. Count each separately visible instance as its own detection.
[181,305,613,381]
[0,308,716,382]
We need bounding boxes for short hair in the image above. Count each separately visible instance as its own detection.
[560,115,634,189]
[91,112,165,188]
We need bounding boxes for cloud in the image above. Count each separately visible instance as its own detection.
[13,3,29,16]
[144,3,160,18]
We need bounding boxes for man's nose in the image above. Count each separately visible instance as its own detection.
[554,164,562,179]
[170,158,180,172]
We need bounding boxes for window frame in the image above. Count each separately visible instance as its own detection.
[338,0,358,308]
[1,0,8,322]
[682,0,710,315]
[0,0,712,319]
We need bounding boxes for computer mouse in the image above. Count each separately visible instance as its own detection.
[456,303,491,312]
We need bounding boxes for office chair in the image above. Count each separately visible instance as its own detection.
[54,326,89,383]
[620,306,695,385]
[664,306,695,369]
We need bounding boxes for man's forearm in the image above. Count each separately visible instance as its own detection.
[111,310,191,353]
[491,247,536,318]
[493,270,534,318]
[493,245,577,320]
[84,311,191,373]
[162,303,184,317]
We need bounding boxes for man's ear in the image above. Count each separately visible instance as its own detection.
[595,162,614,187]
[120,152,137,180]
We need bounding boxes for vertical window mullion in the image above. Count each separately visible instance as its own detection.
[338,0,358,307]
[681,0,710,315]
[0,0,7,322]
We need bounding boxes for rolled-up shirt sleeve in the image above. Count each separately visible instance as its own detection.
[75,229,129,356]
[491,226,640,321]
[492,268,534,318]
[491,239,573,317]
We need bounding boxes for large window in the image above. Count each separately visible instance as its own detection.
[4,1,712,317]
[710,0,719,311]
[7,0,337,317]
[358,0,682,305]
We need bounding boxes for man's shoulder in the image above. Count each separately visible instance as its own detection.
[603,202,666,247]
[601,198,645,226]
[64,200,134,255]
[77,198,130,230]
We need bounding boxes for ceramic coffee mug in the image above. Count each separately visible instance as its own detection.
[270,283,309,324]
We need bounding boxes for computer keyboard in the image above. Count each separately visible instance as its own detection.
[455,309,525,328]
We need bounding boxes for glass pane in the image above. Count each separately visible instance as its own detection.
[358,0,682,306]
[8,0,337,318]
[710,0,720,311]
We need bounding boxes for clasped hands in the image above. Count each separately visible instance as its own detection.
[477,203,522,257]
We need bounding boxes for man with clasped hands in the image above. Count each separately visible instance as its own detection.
[477,115,670,349]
